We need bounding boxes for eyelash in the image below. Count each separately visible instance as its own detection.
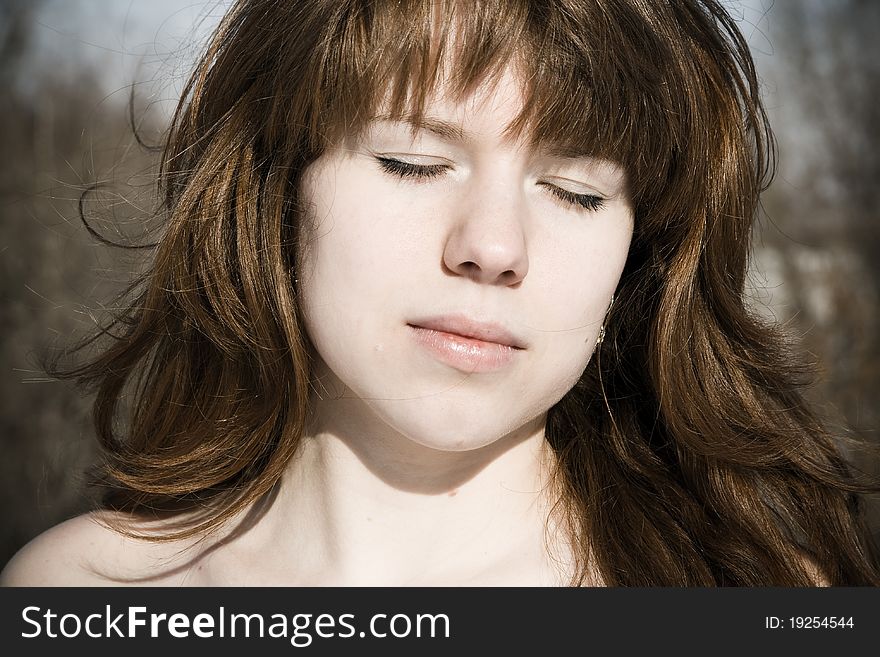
[376,156,447,180]
[375,157,606,213]
[539,184,605,212]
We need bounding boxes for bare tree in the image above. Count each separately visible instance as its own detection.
[756,0,880,537]
[0,0,163,564]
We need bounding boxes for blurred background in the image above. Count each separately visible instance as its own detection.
[1,0,878,568]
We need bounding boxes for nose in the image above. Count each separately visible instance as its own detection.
[441,175,530,286]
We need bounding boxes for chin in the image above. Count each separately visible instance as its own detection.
[379,403,540,454]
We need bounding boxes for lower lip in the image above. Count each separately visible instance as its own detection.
[408,325,521,372]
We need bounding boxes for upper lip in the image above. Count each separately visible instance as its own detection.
[408,315,527,349]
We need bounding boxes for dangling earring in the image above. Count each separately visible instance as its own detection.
[595,294,615,347]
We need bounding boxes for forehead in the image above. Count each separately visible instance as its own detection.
[365,64,601,161]
[370,66,524,138]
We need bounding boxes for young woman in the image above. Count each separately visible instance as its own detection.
[2,0,878,586]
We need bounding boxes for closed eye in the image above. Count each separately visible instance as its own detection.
[376,157,448,180]
[538,183,605,212]
[375,156,606,212]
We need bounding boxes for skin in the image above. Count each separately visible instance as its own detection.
[0,66,633,586]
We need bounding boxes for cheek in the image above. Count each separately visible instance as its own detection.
[525,317,594,414]
[300,167,434,297]
[523,220,632,389]
[300,165,386,306]
[531,223,630,329]
[297,161,434,398]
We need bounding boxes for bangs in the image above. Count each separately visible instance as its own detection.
[307,0,686,206]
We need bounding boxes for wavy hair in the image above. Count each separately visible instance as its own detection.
[59,0,880,585]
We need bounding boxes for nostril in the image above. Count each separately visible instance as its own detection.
[461,261,481,277]
[490,269,521,287]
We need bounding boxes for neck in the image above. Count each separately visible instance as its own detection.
[258,394,573,585]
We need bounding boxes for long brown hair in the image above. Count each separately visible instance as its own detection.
[59,0,880,585]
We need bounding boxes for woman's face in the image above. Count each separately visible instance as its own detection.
[299,66,633,451]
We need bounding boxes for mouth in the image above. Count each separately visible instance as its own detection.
[406,315,526,349]
[406,315,525,373]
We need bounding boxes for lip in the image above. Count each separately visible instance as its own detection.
[407,315,526,373]
[408,315,527,348]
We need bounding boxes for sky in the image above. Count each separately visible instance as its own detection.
[28,0,234,118]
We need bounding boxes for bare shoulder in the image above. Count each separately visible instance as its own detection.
[0,512,201,586]
[1,513,119,586]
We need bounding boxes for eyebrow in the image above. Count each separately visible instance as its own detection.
[372,114,471,142]
[370,113,600,163]
[541,144,600,161]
